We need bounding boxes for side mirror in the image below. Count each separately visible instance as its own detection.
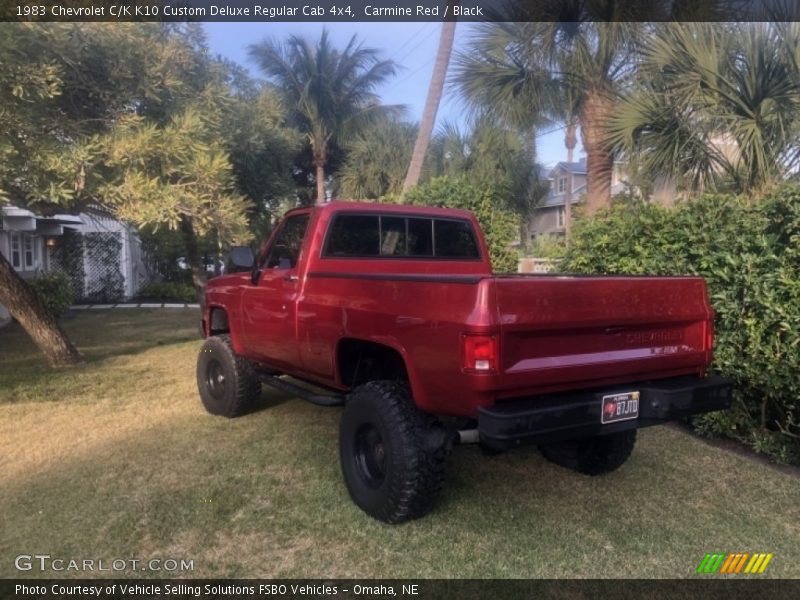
[228,246,255,273]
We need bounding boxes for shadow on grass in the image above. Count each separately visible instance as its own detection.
[249,386,295,413]
[0,401,550,577]
[68,309,202,362]
[1,309,200,361]
[0,400,352,577]
[0,310,202,405]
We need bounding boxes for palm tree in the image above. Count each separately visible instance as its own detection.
[249,30,400,203]
[450,23,557,240]
[402,21,457,196]
[453,16,642,213]
[338,117,417,199]
[607,22,800,196]
[563,116,578,236]
[428,117,549,247]
[451,23,555,135]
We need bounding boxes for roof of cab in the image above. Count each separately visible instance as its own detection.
[286,200,476,220]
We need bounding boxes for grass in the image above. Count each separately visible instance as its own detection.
[1,310,798,579]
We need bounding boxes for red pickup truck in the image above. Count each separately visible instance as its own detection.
[196,201,731,523]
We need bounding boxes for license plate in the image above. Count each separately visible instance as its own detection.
[601,391,640,424]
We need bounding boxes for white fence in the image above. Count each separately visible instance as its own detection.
[518,257,560,274]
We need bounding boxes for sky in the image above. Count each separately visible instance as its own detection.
[204,22,583,170]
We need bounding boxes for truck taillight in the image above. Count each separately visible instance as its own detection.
[462,334,498,373]
[706,319,715,352]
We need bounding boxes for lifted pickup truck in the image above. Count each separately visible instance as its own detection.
[197,201,731,523]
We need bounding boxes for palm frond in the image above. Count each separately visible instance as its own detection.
[609,22,800,195]
[248,29,400,172]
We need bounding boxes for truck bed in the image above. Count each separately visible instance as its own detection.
[292,269,714,417]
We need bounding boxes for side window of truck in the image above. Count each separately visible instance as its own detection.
[323,213,480,259]
[433,219,479,258]
[264,214,310,269]
[325,215,380,256]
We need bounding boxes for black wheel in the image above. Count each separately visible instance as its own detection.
[540,430,637,475]
[339,381,448,524]
[197,334,261,417]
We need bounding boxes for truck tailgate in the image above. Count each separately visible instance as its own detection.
[492,276,713,396]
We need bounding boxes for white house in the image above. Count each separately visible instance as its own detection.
[0,206,83,277]
[0,206,150,317]
[0,206,83,323]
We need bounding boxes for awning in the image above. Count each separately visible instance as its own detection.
[1,206,84,235]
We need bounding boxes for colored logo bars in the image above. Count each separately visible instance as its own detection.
[697,553,774,574]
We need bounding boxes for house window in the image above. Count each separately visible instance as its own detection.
[557,177,567,194]
[24,234,34,269]
[557,206,566,229]
[8,233,38,270]
[10,232,21,269]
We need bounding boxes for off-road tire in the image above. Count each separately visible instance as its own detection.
[197,334,261,417]
[540,430,637,475]
[339,380,448,524]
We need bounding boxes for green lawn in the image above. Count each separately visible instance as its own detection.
[1,310,798,579]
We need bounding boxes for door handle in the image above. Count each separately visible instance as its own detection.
[283,274,299,282]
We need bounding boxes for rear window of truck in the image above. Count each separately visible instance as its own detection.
[323,213,481,259]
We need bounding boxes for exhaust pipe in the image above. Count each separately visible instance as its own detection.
[457,429,480,445]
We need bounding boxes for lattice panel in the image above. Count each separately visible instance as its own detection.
[48,230,85,300]
[48,231,126,302]
[83,232,124,303]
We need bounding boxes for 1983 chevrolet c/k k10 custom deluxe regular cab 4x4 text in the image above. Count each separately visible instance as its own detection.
[196,201,732,523]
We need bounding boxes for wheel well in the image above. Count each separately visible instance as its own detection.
[209,307,230,335]
[337,339,409,389]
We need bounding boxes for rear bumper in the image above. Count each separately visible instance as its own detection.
[477,375,732,451]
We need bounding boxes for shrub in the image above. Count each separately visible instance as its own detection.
[400,176,520,273]
[29,271,74,318]
[563,187,800,465]
[528,234,567,260]
[138,281,197,303]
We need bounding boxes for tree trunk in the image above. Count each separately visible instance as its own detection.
[564,120,577,238]
[518,221,529,253]
[580,89,615,214]
[518,126,539,253]
[179,216,206,309]
[0,250,82,367]
[401,21,457,198]
[315,159,326,204]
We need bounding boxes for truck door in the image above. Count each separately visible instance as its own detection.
[242,213,310,367]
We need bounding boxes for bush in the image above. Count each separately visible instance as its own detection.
[399,176,520,273]
[528,234,567,260]
[563,187,800,465]
[29,271,73,318]
[138,281,197,303]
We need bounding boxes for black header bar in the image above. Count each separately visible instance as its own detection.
[1,0,799,23]
[2,579,799,600]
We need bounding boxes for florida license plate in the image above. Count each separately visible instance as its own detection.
[601,391,640,424]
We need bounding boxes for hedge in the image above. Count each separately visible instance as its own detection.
[29,271,74,318]
[138,281,197,303]
[563,187,800,465]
